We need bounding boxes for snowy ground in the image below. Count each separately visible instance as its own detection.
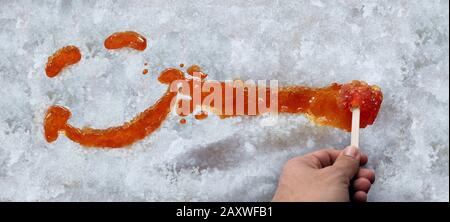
[0,0,448,201]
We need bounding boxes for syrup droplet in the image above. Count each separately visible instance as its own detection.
[104,31,147,51]
[194,111,208,120]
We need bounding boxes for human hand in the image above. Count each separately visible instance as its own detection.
[272,146,375,202]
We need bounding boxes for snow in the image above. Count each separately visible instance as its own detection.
[0,0,448,201]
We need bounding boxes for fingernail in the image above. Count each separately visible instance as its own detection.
[343,146,358,158]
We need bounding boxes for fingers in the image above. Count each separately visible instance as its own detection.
[352,177,372,192]
[303,148,341,168]
[352,191,368,202]
[360,153,368,166]
[301,147,369,170]
[356,168,375,184]
[352,176,374,202]
[332,146,361,179]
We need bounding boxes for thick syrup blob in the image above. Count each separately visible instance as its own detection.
[104,31,147,51]
[45,46,81,77]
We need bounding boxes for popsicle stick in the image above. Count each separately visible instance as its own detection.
[351,107,360,148]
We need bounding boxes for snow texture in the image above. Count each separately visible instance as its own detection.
[0,0,448,201]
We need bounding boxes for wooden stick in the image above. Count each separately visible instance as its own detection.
[351,107,360,148]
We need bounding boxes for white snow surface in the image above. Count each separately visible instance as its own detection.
[0,0,448,201]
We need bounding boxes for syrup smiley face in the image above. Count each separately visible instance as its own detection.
[43,31,383,148]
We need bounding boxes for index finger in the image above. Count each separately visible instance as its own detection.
[304,148,368,169]
[304,148,341,168]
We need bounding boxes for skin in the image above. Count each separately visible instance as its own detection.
[272,146,375,202]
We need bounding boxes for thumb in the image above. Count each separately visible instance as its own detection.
[332,146,361,180]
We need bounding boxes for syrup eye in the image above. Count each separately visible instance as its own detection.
[45,31,147,78]
[45,45,81,78]
[104,31,147,51]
